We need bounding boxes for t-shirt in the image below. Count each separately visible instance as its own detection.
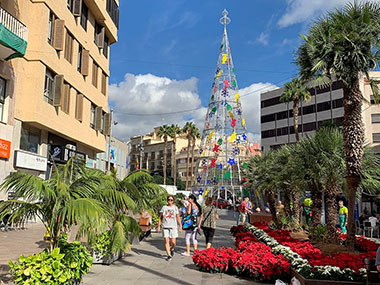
[376,247,380,266]
[240,202,248,213]
[160,205,179,229]
[202,205,217,229]
[339,206,348,215]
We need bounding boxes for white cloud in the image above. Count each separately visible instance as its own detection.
[277,0,380,27]
[109,73,207,141]
[256,32,269,46]
[239,82,279,143]
[109,74,278,145]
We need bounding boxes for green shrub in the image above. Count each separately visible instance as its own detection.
[90,231,112,258]
[151,213,159,228]
[9,236,92,285]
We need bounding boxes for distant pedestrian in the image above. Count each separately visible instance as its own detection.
[338,200,348,234]
[157,195,182,261]
[182,194,201,256]
[234,197,242,225]
[246,197,252,224]
[276,200,285,217]
[239,197,253,225]
[199,197,219,249]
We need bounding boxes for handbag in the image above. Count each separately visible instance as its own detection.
[182,207,196,230]
[139,217,150,226]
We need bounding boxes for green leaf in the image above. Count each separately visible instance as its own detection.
[23,267,31,276]
[50,248,60,259]
[52,260,60,270]
[58,275,67,283]
[9,260,14,268]
[226,104,232,111]
[19,255,25,263]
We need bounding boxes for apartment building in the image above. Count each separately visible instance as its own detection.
[176,145,199,184]
[261,72,380,153]
[129,127,201,180]
[90,136,129,179]
[0,0,119,199]
[261,80,344,152]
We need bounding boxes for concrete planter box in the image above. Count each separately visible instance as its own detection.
[291,269,365,285]
[92,251,123,265]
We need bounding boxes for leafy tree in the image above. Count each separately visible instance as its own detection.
[280,78,311,141]
[169,124,182,187]
[190,127,201,187]
[157,125,172,185]
[296,1,380,248]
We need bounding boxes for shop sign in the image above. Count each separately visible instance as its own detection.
[15,150,47,171]
[0,138,11,159]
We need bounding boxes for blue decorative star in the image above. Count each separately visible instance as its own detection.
[199,148,203,155]
[206,179,210,185]
[221,89,228,97]
[221,186,225,190]
[215,67,220,74]
[211,177,217,185]
[236,109,241,115]
[197,176,202,183]
[228,158,235,166]
[242,134,247,141]
[218,163,223,170]
[233,147,240,155]
[201,159,206,165]
[199,189,204,195]
[236,137,241,144]
[209,112,213,118]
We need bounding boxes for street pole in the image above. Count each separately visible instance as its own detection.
[107,109,113,173]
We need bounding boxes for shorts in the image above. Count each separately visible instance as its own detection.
[239,213,247,224]
[163,228,178,238]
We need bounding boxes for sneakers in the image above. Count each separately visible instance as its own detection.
[181,252,190,257]
[170,249,174,257]
[166,255,172,261]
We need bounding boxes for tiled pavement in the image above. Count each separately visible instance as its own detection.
[0,210,268,284]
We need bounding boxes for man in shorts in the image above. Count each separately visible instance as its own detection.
[157,195,182,261]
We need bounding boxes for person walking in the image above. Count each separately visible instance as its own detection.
[234,197,242,225]
[199,197,219,249]
[182,194,201,256]
[239,197,253,225]
[338,200,348,234]
[157,195,182,261]
[246,197,252,224]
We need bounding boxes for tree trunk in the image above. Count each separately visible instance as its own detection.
[266,189,278,225]
[173,138,177,187]
[325,184,338,242]
[284,189,292,219]
[310,182,322,228]
[293,98,300,141]
[291,188,300,225]
[190,139,195,187]
[163,138,167,185]
[342,83,363,250]
[185,137,191,190]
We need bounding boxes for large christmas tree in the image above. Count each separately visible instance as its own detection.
[193,9,249,200]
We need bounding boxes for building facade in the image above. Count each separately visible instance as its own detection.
[0,0,119,200]
[261,72,380,154]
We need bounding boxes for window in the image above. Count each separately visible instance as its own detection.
[106,0,119,28]
[44,68,55,105]
[277,110,288,120]
[48,12,56,45]
[317,101,331,112]
[20,126,40,154]
[303,122,316,132]
[0,77,6,122]
[261,96,281,108]
[92,61,98,87]
[61,83,70,114]
[90,103,96,129]
[75,93,84,121]
[303,105,315,115]
[80,2,88,30]
[67,0,73,11]
[261,114,275,123]
[261,129,276,139]
[101,72,107,95]
[103,35,109,58]
[332,98,343,109]
[371,95,376,105]
[373,133,380,143]
[64,31,73,63]
[77,45,82,72]
[372,114,380,124]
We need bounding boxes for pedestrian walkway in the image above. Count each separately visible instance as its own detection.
[83,209,260,285]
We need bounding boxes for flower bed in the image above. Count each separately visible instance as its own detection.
[242,223,376,282]
[192,230,290,282]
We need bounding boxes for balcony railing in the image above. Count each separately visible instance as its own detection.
[0,7,28,41]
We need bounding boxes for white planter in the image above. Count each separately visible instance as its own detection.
[92,251,122,265]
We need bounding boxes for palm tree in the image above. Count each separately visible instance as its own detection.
[190,127,201,187]
[280,78,311,141]
[183,122,196,190]
[296,1,380,248]
[157,125,172,185]
[169,124,182,187]
[0,158,133,250]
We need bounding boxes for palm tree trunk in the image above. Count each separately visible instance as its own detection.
[173,138,177,187]
[310,182,322,227]
[293,98,300,141]
[291,189,301,225]
[342,83,364,250]
[163,138,167,185]
[185,137,191,190]
[266,189,278,225]
[284,189,292,219]
[325,184,338,242]
[190,139,195,187]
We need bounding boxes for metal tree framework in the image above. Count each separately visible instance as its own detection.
[192,9,249,200]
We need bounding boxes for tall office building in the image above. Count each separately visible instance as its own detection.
[0,0,119,200]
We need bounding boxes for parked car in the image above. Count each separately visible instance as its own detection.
[213,199,229,209]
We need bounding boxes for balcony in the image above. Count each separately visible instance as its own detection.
[0,7,28,60]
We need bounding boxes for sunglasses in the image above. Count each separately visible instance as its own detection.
[167,199,174,201]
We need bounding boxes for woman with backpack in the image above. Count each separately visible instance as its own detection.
[181,194,201,256]
[199,197,219,249]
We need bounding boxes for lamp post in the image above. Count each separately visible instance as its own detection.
[107,109,118,173]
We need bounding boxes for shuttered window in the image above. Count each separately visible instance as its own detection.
[101,72,107,95]
[80,2,88,30]
[103,36,109,58]
[0,77,6,122]
[371,113,380,124]
[106,0,119,28]
[64,31,73,63]
[68,0,81,16]
[53,19,65,51]
[61,83,70,114]
[44,68,55,105]
[75,93,84,121]
[373,133,380,143]
[90,103,96,129]
[48,12,56,45]
[53,75,64,107]
[81,49,89,76]
[94,106,103,130]
[92,61,98,87]
[94,22,104,48]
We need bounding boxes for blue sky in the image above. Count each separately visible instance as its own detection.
[108,0,358,141]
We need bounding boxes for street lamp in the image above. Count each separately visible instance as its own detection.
[107,109,118,173]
